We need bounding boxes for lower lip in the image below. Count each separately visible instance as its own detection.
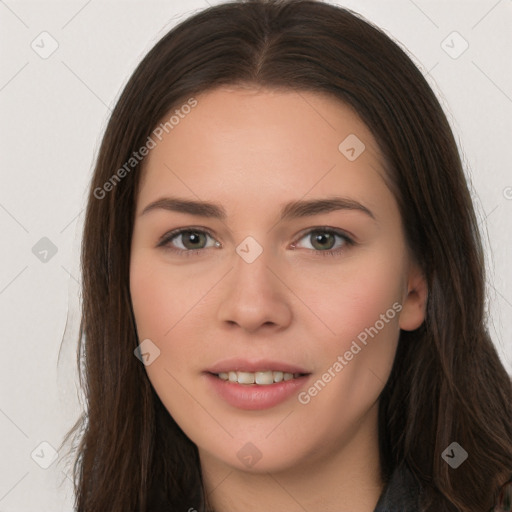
[204,373,310,410]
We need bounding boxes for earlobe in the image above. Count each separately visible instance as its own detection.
[399,264,428,331]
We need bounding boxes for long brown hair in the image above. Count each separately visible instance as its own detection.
[61,1,512,510]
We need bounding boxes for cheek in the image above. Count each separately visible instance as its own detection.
[130,252,206,340]
[292,247,405,414]
[337,268,402,346]
[129,252,221,378]
[129,254,202,422]
[130,257,170,338]
[295,247,406,354]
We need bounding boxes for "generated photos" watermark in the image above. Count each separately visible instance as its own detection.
[298,302,402,404]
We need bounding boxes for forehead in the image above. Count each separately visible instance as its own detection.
[137,86,392,218]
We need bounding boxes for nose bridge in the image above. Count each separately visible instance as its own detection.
[216,234,292,331]
[231,234,278,299]
[234,239,273,288]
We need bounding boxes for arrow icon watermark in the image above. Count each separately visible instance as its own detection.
[338,134,365,161]
[134,339,161,366]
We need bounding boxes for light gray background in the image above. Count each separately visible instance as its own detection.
[1,0,511,510]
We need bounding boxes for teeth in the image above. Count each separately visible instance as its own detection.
[255,371,273,385]
[273,371,284,383]
[238,371,255,384]
[216,370,302,385]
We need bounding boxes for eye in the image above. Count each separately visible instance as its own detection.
[291,228,354,257]
[157,228,219,255]
[157,226,354,258]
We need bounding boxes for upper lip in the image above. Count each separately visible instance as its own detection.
[206,358,310,375]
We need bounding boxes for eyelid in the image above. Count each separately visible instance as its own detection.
[156,226,219,249]
[292,226,355,246]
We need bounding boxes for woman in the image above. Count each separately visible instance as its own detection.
[62,1,512,510]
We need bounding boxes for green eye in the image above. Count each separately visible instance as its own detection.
[291,228,354,257]
[158,226,354,258]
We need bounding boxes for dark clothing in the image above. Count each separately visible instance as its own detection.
[373,463,422,512]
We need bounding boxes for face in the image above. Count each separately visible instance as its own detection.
[129,86,426,476]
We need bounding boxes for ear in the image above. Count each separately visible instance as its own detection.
[399,262,428,331]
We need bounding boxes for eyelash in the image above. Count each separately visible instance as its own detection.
[156,226,355,258]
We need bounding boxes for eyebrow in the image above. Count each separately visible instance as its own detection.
[140,196,375,221]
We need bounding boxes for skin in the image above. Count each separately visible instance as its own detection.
[129,86,428,512]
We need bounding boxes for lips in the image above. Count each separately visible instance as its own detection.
[203,358,311,410]
[204,372,311,410]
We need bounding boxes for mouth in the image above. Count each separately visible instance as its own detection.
[204,367,311,410]
[204,358,311,410]
[211,370,308,385]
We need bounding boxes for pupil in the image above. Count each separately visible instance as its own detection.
[313,232,333,250]
[186,232,203,248]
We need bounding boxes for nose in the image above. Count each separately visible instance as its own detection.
[216,244,293,333]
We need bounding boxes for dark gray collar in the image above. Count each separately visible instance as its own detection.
[373,463,422,512]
